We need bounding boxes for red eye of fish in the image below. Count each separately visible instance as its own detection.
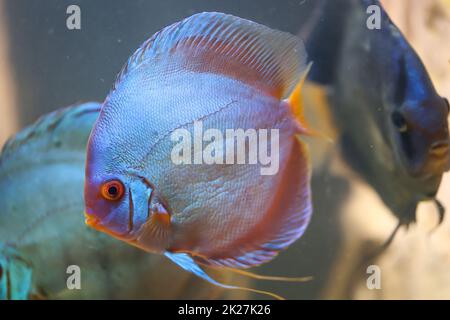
[101,180,125,201]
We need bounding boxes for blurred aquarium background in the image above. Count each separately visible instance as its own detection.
[0,0,449,299]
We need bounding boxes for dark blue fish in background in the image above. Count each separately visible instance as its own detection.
[303,0,450,239]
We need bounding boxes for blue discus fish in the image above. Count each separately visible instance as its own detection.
[84,12,314,297]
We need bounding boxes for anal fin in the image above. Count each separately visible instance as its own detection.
[164,252,285,300]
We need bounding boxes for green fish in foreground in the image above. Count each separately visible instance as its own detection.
[0,103,236,299]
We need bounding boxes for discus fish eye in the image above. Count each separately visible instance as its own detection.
[100,180,125,201]
[391,111,408,132]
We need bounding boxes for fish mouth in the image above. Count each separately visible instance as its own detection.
[84,212,101,229]
[405,140,450,177]
[429,140,450,158]
[84,212,135,240]
[429,140,450,172]
[84,212,112,235]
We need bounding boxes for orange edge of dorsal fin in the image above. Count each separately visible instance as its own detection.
[288,62,312,122]
[287,62,332,143]
[287,62,315,135]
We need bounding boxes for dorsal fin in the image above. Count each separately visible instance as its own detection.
[114,12,307,99]
[0,102,100,164]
